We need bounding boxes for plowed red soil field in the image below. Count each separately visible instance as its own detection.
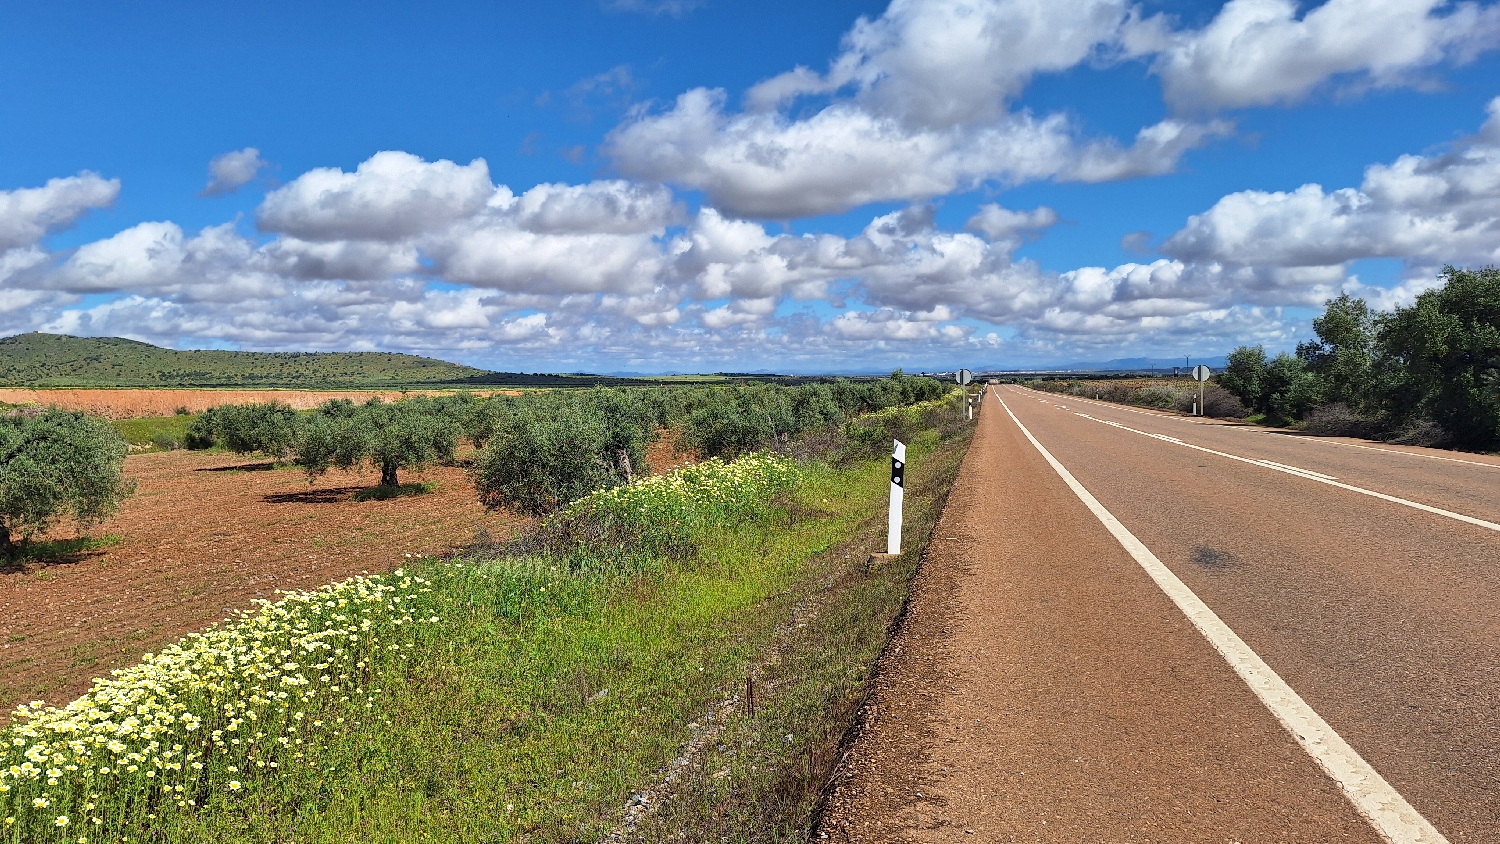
[0,450,524,715]
[0,388,521,420]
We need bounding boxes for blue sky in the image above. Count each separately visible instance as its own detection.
[2,0,1499,373]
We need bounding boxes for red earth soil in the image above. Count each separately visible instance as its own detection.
[0,450,524,715]
[0,388,522,420]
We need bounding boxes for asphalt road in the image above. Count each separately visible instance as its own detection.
[820,386,1497,843]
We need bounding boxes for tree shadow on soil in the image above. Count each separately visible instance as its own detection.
[1,536,119,574]
[196,461,281,473]
[262,483,434,505]
[263,486,366,504]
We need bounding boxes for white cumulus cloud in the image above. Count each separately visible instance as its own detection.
[258,151,493,242]
[0,173,119,251]
[606,0,1231,219]
[202,148,270,196]
[1136,0,1500,111]
[1162,96,1500,268]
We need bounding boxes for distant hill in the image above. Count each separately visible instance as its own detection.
[975,355,1232,374]
[0,333,643,389]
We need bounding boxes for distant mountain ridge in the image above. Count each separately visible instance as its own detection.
[977,355,1232,373]
[0,333,640,389]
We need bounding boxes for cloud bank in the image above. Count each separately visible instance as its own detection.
[4,1,1500,369]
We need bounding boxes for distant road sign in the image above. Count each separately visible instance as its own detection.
[1192,365,1212,382]
[956,369,973,385]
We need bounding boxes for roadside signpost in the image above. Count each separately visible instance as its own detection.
[1191,364,1211,416]
[956,369,973,419]
[888,439,905,555]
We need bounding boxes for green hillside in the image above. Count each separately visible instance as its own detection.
[0,333,639,389]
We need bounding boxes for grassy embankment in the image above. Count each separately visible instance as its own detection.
[2,400,972,843]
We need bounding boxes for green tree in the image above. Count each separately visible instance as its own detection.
[1219,346,1270,412]
[584,388,653,481]
[0,408,135,554]
[199,402,303,459]
[293,399,368,481]
[1297,294,1375,408]
[470,396,639,515]
[680,385,797,458]
[1264,352,1320,424]
[296,397,458,487]
[1376,265,1500,448]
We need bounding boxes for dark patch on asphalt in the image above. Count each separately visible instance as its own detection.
[1190,545,1240,570]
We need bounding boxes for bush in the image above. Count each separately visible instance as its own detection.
[1301,403,1380,438]
[150,431,182,451]
[517,453,801,566]
[195,401,301,459]
[1200,385,1249,419]
[0,408,135,554]
[842,392,962,460]
[1386,417,1453,448]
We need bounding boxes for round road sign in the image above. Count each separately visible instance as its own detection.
[956,369,973,385]
[1192,364,1212,382]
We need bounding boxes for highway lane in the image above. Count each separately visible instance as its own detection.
[996,385,1500,840]
[823,387,1383,842]
[1015,388,1500,527]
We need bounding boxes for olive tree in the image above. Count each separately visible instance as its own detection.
[187,401,302,459]
[0,408,135,554]
[470,392,649,515]
[296,397,458,487]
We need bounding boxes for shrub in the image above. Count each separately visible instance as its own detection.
[1386,417,1453,448]
[0,408,135,554]
[150,431,182,451]
[1200,385,1249,419]
[1301,403,1381,437]
[842,393,961,459]
[519,452,801,566]
[200,401,302,459]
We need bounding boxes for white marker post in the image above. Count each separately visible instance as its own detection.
[888,439,906,555]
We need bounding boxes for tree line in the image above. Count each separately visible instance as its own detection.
[1219,265,1500,450]
[0,374,952,554]
[184,375,949,514]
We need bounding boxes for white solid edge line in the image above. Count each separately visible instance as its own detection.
[1057,407,1500,534]
[1266,433,1500,471]
[994,392,1447,844]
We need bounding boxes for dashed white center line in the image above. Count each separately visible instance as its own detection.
[995,392,1448,844]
